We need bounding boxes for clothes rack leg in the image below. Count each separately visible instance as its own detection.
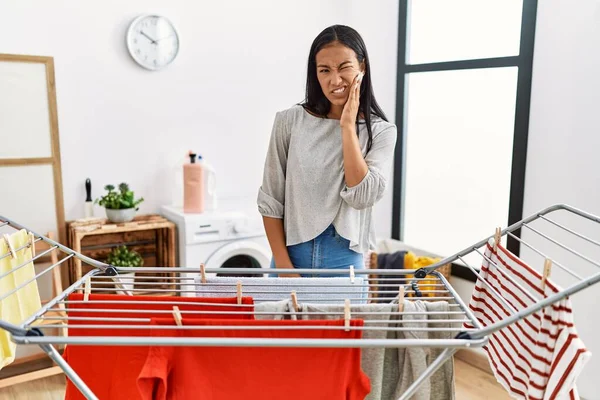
[40,343,98,400]
[397,347,458,400]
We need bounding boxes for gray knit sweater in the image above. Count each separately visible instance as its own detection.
[257,105,397,254]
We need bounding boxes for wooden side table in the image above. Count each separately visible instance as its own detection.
[66,214,177,295]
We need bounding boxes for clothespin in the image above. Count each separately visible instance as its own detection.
[84,277,91,301]
[172,306,183,326]
[2,234,16,259]
[236,281,242,305]
[28,232,36,257]
[344,299,351,332]
[290,290,299,312]
[493,227,501,252]
[542,259,552,291]
[349,265,355,284]
[200,263,207,284]
[398,286,405,312]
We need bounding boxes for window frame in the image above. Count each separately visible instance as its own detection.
[391,0,538,278]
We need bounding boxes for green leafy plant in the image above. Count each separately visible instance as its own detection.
[106,245,144,268]
[95,183,144,210]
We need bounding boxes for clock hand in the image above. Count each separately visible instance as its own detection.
[155,34,174,43]
[140,31,157,44]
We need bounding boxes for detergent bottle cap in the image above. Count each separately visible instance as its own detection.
[188,150,197,164]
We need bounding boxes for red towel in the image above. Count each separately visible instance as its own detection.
[64,294,254,400]
[465,241,591,400]
[137,318,371,400]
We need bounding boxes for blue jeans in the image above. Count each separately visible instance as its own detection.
[270,224,364,277]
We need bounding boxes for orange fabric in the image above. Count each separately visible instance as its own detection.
[137,318,371,400]
[63,294,254,400]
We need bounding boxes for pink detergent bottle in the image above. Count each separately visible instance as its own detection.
[183,151,204,213]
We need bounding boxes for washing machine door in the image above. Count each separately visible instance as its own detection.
[205,240,271,277]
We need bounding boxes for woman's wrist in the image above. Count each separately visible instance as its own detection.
[273,253,293,268]
[275,260,294,268]
[340,122,356,134]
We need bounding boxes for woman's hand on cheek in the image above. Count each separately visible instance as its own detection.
[340,72,363,128]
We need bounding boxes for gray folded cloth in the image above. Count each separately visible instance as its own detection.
[194,276,368,304]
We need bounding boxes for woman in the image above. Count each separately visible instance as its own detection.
[257,25,397,277]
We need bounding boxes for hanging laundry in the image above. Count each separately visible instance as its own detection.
[296,300,458,400]
[298,302,394,400]
[194,276,368,304]
[64,294,254,400]
[382,300,457,400]
[0,229,41,369]
[466,240,591,400]
[253,299,292,320]
[137,318,370,400]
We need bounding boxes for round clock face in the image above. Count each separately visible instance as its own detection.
[126,15,179,71]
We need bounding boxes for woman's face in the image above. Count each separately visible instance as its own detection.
[315,41,365,108]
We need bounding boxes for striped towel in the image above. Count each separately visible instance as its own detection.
[465,239,591,400]
[194,276,368,304]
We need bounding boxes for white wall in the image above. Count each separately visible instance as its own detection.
[521,1,600,397]
[0,0,399,241]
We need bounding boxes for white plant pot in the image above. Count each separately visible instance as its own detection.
[114,271,136,292]
[105,208,136,223]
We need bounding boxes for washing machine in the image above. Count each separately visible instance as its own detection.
[161,205,272,296]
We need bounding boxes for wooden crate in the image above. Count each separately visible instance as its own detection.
[66,214,177,295]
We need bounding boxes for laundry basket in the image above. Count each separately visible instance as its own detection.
[367,239,452,300]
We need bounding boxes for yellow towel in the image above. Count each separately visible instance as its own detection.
[404,252,441,298]
[0,229,42,369]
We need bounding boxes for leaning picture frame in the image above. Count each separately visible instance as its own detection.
[0,53,66,244]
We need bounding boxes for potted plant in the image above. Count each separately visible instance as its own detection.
[106,245,144,292]
[95,183,144,223]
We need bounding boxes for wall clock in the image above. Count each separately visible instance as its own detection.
[126,15,179,71]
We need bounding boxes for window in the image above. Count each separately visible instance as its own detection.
[393,1,538,269]
[408,0,523,64]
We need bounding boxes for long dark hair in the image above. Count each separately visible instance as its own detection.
[302,25,388,153]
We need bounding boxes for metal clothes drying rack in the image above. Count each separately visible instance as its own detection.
[0,203,599,400]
